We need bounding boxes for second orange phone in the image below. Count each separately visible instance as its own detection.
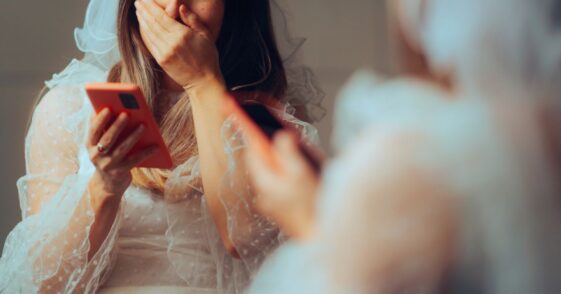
[85,83,173,169]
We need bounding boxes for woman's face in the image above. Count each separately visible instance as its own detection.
[152,0,225,41]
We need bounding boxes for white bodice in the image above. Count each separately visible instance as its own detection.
[0,84,320,293]
[101,186,217,289]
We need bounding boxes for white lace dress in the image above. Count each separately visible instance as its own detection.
[0,82,319,294]
[249,71,561,293]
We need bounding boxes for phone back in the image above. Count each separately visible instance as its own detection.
[85,83,173,169]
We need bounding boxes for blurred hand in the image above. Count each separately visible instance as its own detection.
[135,0,223,91]
[245,131,320,240]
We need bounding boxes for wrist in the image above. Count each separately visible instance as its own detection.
[184,73,227,101]
[88,187,122,214]
[89,173,124,211]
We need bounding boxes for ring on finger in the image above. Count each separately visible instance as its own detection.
[97,143,110,155]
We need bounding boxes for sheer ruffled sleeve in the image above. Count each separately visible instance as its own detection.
[0,86,122,293]
[217,106,320,281]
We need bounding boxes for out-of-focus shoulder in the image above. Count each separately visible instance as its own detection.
[337,125,428,178]
[332,70,452,152]
[30,85,89,138]
[36,85,85,114]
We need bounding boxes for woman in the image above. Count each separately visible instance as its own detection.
[0,0,322,292]
[246,0,561,292]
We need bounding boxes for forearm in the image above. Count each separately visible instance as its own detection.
[188,77,266,256]
[36,174,122,292]
[189,78,236,253]
[87,172,123,260]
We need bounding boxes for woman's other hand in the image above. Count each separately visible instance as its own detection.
[135,0,223,91]
[245,131,320,240]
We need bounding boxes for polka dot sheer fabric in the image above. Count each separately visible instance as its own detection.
[0,85,119,293]
[0,0,324,290]
[0,76,319,293]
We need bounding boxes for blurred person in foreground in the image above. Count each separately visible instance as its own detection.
[245,0,561,293]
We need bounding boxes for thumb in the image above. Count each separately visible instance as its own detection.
[244,144,277,190]
[179,5,211,37]
[165,0,180,19]
[273,131,306,173]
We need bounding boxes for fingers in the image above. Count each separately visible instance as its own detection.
[274,131,299,152]
[164,0,180,20]
[179,5,211,37]
[89,121,157,170]
[135,1,168,50]
[136,17,164,60]
[245,146,277,194]
[136,0,179,32]
[97,112,129,153]
[122,145,159,169]
[273,131,309,174]
[88,108,113,146]
[111,124,146,162]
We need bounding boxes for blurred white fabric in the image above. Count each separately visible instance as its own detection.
[250,66,561,293]
[249,0,561,288]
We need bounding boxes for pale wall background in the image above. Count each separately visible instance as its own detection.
[0,0,390,247]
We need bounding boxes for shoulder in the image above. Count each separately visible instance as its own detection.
[333,94,494,184]
[320,97,499,228]
[28,85,90,143]
[32,85,89,128]
[332,70,452,151]
[34,85,85,118]
[328,126,432,193]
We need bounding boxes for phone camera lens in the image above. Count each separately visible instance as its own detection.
[119,93,140,109]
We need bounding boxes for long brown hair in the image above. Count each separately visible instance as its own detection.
[108,0,287,195]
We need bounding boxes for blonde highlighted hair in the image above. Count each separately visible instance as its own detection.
[110,0,288,193]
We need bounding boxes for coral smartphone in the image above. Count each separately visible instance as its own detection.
[223,96,322,174]
[85,83,173,169]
